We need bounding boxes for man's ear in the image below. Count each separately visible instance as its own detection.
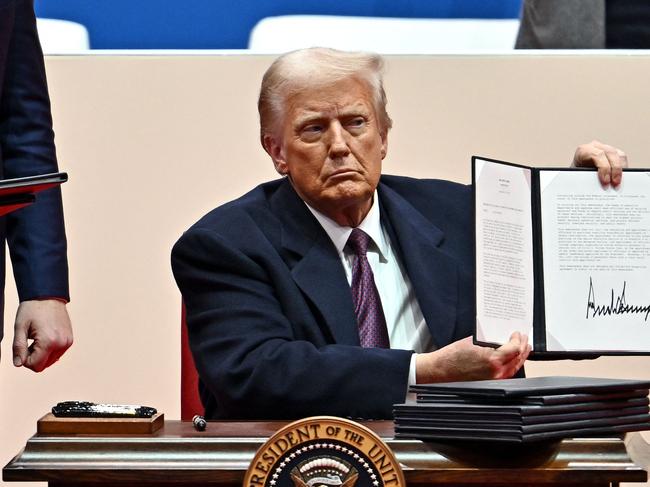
[380,130,388,160]
[263,134,288,175]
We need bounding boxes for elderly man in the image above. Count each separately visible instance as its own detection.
[172,48,626,419]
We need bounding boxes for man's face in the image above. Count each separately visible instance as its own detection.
[264,77,387,222]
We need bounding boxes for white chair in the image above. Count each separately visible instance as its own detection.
[36,18,90,54]
[249,15,520,53]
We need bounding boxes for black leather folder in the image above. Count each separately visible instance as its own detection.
[396,412,650,433]
[415,389,649,405]
[473,157,650,356]
[409,376,650,398]
[394,403,649,425]
[394,396,649,418]
[0,172,68,217]
[395,376,650,443]
[394,420,650,443]
[395,407,650,428]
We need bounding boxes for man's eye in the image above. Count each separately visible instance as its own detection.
[299,125,323,141]
[347,118,366,128]
[300,124,324,142]
[303,124,323,133]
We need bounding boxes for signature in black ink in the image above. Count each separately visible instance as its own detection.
[586,277,650,322]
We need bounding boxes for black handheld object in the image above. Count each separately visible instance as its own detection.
[0,172,68,216]
[52,401,157,418]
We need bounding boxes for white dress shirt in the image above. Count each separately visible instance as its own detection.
[305,192,434,386]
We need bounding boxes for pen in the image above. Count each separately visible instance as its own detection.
[192,414,207,431]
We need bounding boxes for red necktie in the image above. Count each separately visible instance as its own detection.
[346,228,390,348]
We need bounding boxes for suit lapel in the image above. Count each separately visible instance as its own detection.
[269,179,460,349]
[270,181,360,346]
[379,183,459,348]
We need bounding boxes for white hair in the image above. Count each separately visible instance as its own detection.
[258,47,393,140]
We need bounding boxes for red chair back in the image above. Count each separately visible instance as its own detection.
[181,302,203,420]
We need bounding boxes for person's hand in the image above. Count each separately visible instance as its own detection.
[572,140,628,187]
[415,332,530,384]
[12,299,73,372]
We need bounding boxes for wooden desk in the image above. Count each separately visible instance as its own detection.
[3,421,649,487]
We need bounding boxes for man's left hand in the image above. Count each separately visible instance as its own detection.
[12,300,73,372]
[572,140,628,187]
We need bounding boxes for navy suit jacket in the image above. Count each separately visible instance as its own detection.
[0,0,69,338]
[172,175,475,419]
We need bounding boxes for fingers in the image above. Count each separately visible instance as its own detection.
[12,320,29,367]
[506,336,531,377]
[24,342,53,373]
[516,341,531,370]
[13,322,67,372]
[573,140,628,187]
[491,332,530,379]
[494,332,523,362]
[12,300,73,373]
[416,333,530,383]
[22,331,72,372]
[43,339,70,369]
[515,331,531,362]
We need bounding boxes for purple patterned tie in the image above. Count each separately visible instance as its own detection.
[346,228,390,348]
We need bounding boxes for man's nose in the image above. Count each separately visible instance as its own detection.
[328,122,351,159]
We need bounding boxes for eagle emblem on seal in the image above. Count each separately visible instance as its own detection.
[290,456,359,487]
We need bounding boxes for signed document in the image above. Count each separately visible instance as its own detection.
[474,157,650,355]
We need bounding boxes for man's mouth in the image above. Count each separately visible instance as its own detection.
[328,169,358,178]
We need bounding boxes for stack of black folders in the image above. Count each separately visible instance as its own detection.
[394,376,650,443]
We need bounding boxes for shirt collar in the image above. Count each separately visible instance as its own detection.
[304,191,388,260]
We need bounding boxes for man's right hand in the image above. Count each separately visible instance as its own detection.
[415,332,530,384]
[12,299,73,372]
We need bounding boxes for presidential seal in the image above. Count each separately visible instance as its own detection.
[243,417,405,487]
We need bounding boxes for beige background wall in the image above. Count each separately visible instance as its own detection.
[1,53,649,484]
